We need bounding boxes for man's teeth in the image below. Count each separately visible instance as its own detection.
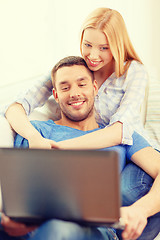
[71,102,83,106]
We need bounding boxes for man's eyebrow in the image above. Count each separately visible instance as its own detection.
[58,81,69,85]
[77,77,90,81]
[57,77,90,86]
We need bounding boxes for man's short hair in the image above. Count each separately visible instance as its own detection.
[51,56,94,88]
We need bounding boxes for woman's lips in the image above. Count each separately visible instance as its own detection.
[87,58,101,67]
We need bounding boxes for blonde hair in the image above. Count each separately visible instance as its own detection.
[80,8,142,77]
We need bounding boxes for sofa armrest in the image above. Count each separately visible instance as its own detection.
[0,116,15,147]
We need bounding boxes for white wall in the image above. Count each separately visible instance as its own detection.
[0,0,160,105]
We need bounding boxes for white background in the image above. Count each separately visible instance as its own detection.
[0,0,160,105]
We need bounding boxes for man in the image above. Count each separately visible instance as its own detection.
[1,56,160,240]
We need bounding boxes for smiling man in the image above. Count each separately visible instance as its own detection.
[51,56,98,128]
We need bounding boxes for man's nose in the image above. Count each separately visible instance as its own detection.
[70,85,81,98]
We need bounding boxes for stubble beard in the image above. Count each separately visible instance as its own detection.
[61,101,95,123]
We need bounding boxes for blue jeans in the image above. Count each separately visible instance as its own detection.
[117,162,160,240]
[0,219,118,240]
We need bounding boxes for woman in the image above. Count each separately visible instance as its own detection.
[3,8,160,239]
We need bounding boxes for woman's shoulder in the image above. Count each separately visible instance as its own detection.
[129,60,147,72]
[122,60,149,87]
[125,60,149,82]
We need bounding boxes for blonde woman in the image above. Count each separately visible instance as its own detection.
[3,8,160,239]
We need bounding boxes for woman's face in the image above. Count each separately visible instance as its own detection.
[81,28,114,72]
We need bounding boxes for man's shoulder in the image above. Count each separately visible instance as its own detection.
[30,119,55,128]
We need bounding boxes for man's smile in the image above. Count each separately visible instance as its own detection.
[68,100,85,108]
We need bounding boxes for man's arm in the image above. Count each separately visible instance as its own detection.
[120,147,160,240]
[131,147,160,217]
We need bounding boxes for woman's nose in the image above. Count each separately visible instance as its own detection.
[89,48,99,59]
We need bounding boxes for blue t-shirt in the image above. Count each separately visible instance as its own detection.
[14,120,151,172]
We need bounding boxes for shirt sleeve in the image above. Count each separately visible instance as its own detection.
[109,61,149,145]
[14,134,29,148]
[14,120,48,148]
[126,131,151,160]
[0,72,53,116]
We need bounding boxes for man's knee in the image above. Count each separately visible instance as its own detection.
[31,219,91,240]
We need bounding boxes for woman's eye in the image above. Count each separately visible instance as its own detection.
[100,47,108,51]
[85,43,91,48]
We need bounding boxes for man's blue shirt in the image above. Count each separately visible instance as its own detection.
[14,119,151,172]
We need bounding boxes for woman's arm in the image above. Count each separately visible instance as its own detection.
[4,75,55,148]
[52,121,123,149]
[6,103,56,149]
[1,75,52,118]
[109,61,149,143]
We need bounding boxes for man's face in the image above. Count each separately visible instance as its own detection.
[53,65,98,122]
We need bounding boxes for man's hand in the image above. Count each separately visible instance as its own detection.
[1,213,37,237]
[28,135,59,149]
[120,205,148,239]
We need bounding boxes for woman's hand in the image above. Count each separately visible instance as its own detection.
[28,135,59,149]
[1,213,37,237]
[120,205,148,240]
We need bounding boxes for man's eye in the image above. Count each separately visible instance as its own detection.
[79,83,87,87]
[61,87,69,91]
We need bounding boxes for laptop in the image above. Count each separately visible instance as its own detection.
[0,148,124,229]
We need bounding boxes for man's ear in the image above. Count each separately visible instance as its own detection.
[93,80,98,96]
[52,88,59,103]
